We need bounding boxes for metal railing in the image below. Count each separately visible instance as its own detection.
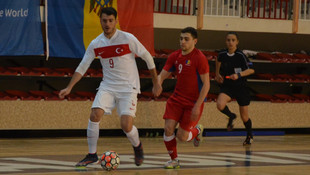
[299,0,310,20]
[246,0,290,19]
[204,0,242,17]
[154,0,310,20]
[153,0,193,15]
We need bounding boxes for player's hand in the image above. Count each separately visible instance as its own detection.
[229,74,238,80]
[191,104,200,122]
[152,80,162,97]
[58,87,71,99]
[215,74,224,83]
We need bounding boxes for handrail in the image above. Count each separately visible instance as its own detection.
[153,0,192,15]
[154,0,310,20]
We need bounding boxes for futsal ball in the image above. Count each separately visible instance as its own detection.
[100,151,120,171]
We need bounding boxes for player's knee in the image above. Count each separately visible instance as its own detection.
[90,109,103,122]
[176,132,187,142]
[164,127,175,136]
[120,115,133,133]
[216,102,225,111]
[121,124,132,133]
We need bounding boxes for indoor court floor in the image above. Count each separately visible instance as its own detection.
[1,135,310,175]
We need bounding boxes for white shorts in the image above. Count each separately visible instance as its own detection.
[92,90,138,117]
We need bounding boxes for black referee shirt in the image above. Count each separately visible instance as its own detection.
[218,49,253,86]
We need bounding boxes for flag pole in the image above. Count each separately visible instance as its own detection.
[292,0,299,34]
[197,0,204,30]
[45,0,49,61]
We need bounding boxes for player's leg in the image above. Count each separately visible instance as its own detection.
[76,90,114,167]
[120,115,144,166]
[217,92,236,131]
[75,108,104,167]
[191,104,204,147]
[178,104,204,147]
[162,98,183,169]
[164,119,179,169]
[120,115,138,146]
[240,106,253,145]
[117,92,143,166]
[236,87,253,145]
[176,127,191,141]
[88,108,104,152]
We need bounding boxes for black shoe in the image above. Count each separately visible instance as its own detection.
[75,153,98,167]
[227,114,236,131]
[243,135,253,146]
[133,142,144,166]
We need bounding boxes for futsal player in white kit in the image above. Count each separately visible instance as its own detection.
[59,7,161,167]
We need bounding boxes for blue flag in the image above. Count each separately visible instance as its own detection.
[47,0,85,58]
[0,0,44,56]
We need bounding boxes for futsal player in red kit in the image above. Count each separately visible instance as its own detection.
[155,27,210,169]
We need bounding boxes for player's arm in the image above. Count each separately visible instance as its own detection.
[229,53,255,80]
[156,52,176,96]
[149,68,161,97]
[139,52,161,97]
[59,72,83,98]
[128,34,161,97]
[59,43,95,99]
[215,57,223,83]
[151,69,171,97]
[158,69,172,85]
[240,68,255,77]
[191,73,210,121]
[229,68,254,80]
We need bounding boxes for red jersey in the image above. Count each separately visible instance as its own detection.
[163,48,209,104]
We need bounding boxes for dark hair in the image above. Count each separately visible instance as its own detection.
[100,7,117,19]
[181,27,198,39]
[226,31,239,40]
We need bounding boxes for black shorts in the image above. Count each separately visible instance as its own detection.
[220,84,250,106]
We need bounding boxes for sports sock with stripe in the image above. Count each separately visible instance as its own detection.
[164,133,178,160]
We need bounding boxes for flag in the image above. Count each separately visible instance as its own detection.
[46,0,85,58]
[117,0,155,56]
[47,0,154,58]
[0,0,44,56]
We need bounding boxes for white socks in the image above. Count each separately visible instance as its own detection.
[164,132,192,142]
[125,125,140,147]
[87,121,140,152]
[187,131,193,142]
[87,120,100,154]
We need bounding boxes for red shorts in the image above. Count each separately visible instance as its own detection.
[163,97,204,131]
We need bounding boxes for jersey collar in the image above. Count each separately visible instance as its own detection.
[103,29,119,41]
[227,52,235,57]
[226,48,238,57]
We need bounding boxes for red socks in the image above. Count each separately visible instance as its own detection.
[164,137,177,160]
[187,127,200,141]
[164,127,200,160]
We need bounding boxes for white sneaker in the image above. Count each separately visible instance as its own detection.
[164,159,180,169]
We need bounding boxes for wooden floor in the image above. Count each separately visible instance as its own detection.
[1,135,310,175]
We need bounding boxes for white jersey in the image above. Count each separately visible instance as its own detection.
[75,29,155,93]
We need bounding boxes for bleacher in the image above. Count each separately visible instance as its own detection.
[0,50,309,103]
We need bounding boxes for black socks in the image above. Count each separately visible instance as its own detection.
[220,106,236,119]
[243,118,252,137]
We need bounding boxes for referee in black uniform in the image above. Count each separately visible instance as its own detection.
[215,32,255,145]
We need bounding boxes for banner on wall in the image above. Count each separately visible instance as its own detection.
[0,0,44,56]
[47,0,154,59]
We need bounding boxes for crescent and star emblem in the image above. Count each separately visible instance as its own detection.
[116,48,123,54]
